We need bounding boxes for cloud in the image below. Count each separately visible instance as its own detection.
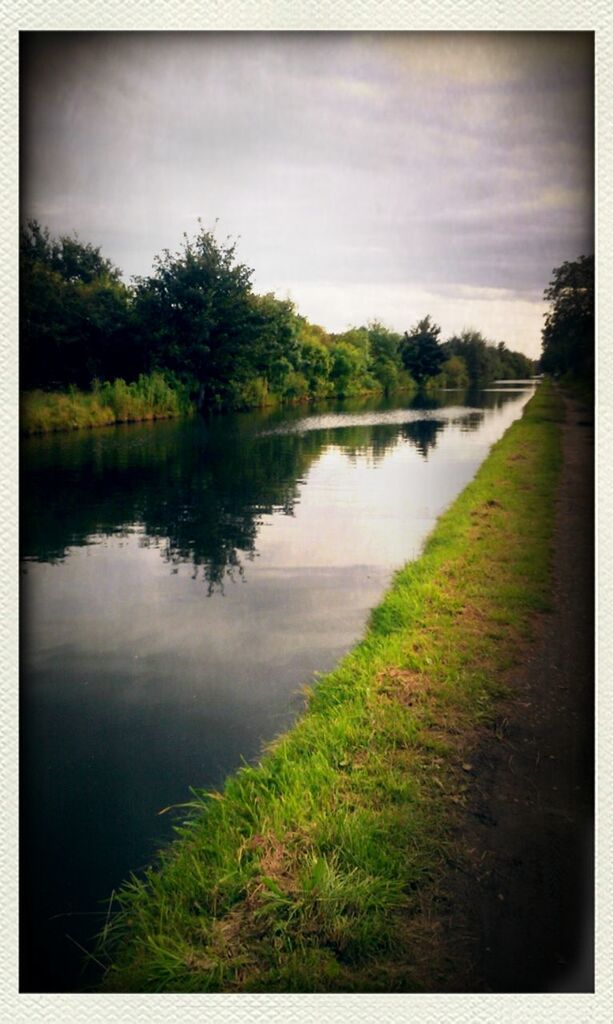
[21,31,593,357]
[379,31,593,87]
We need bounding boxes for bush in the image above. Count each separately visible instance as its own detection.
[21,373,192,435]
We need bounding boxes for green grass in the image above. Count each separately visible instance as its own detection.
[21,374,414,433]
[97,384,564,993]
[21,373,194,435]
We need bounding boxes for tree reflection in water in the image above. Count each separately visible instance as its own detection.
[22,389,514,591]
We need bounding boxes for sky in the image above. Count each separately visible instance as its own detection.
[21,32,594,359]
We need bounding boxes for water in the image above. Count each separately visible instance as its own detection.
[20,383,535,991]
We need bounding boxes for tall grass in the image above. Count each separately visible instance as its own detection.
[98,385,563,993]
[21,373,193,435]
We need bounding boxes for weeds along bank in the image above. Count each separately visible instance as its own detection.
[21,373,195,435]
[98,385,562,993]
[20,375,415,436]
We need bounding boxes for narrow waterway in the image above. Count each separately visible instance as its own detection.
[20,383,535,991]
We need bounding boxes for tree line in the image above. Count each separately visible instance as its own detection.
[21,220,535,410]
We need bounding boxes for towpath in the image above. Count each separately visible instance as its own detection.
[439,391,594,992]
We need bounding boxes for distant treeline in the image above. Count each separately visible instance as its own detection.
[21,221,535,415]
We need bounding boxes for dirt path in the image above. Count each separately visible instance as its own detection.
[439,391,594,992]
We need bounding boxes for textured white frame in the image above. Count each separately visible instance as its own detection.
[1,5,608,1022]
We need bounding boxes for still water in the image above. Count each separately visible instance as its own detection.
[20,384,535,991]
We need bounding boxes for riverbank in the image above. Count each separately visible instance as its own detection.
[20,372,521,436]
[98,383,566,992]
[20,379,402,436]
[20,374,532,437]
[21,374,193,435]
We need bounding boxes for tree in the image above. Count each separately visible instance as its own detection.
[20,220,130,388]
[243,292,302,398]
[366,320,403,393]
[400,315,445,384]
[444,329,534,382]
[541,255,594,380]
[297,336,332,397]
[131,224,258,407]
[328,340,367,395]
[21,220,121,284]
[497,346,534,379]
[444,329,496,382]
[439,354,469,387]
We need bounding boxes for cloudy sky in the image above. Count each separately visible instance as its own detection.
[21,32,594,358]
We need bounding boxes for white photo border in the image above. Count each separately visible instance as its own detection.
[1,4,609,1021]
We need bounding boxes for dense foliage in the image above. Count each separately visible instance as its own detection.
[20,221,131,389]
[21,220,535,416]
[445,331,534,382]
[540,255,594,382]
[400,316,446,383]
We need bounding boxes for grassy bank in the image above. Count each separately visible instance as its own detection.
[98,384,563,993]
[21,379,418,436]
[21,373,193,435]
[20,377,399,435]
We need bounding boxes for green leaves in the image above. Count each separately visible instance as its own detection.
[541,255,594,381]
[20,220,131,388]
[400,316,445,385]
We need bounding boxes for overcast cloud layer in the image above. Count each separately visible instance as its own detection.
[21,32,594,358]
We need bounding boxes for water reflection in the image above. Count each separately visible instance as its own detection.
[400,418,445,458]
[22,389,514,588]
